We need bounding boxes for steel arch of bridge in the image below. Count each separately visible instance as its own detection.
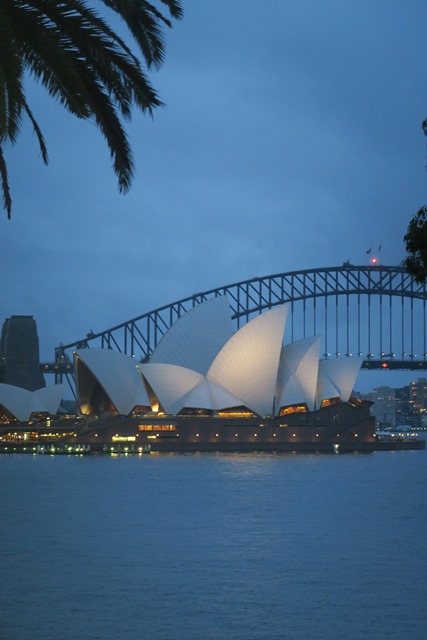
[55,265,427,375]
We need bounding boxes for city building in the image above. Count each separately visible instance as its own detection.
[367,386,396,429]
[410,378,427,412]
[0,315,45,390]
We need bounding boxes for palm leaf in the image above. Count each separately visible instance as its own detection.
[0,145,12,218]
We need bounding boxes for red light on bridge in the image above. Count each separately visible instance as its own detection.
[370,257,378,265]
[381,362,388,368]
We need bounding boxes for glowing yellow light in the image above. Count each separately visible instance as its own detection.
[292,433,296,437]
[139,424,176,431]
[216,433,219,437]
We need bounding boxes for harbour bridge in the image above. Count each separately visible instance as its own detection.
[51,264,427,389]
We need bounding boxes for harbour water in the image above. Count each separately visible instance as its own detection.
[1,450,427,640]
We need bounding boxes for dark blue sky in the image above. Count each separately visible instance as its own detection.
[1,0,426,391]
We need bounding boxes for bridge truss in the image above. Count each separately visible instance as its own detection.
[54,265,427,388]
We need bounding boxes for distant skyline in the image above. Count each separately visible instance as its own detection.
[1,1,427,394]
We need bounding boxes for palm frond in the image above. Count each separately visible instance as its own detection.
[0,9,25,143]
[0,145,12,218]
[74,60,134,192]
[101,0,183,69]
[23,102,48,164]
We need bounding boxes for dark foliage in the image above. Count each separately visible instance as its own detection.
[403,119,427,282]
[403,205,427,283]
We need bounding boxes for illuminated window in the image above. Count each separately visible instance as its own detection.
[320,397,340,408]
[279,404,308,416]
[138,424,176,431]
[218,407,256,418]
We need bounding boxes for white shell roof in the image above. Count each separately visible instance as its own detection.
[276,372,306,410]
[0,384,42,422]
[277,336,321,411]
[178,378,244,411]
[33,385,66,415]
[70,305,363,421]
[316,357,364,404]
[208,305,288,417]
[150,295,233,374]
[138,363,204,415]
[209,381,245,410]
[75,349,150,415]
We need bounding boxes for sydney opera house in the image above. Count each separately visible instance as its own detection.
[1,297,381,452]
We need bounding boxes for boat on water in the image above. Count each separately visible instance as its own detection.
[375,428,423,443]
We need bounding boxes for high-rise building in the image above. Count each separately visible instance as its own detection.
[409,378,427,412]
[368,386,396,428]
[0,316,44,391]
